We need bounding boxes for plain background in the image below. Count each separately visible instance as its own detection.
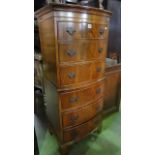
[0,0,155,155]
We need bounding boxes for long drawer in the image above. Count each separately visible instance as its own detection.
[60,80,104,110]
[63,114,101,142]
[57,22,108,40]
[62,98,103,128]
[58,40,107,63]
[59,60,105,87]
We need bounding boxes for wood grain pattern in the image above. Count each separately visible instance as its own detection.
[37,17,57,84]
[60,80,104,110]
[59,60,105,87]
[63,114,101,143]
[35,3,111,153]
[58,21,108,40]
[58,40,107,63]
[62,98,104,128]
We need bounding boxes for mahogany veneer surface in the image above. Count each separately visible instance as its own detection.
[35,3,111,154]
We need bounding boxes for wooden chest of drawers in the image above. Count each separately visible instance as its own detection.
[35,3,111,154]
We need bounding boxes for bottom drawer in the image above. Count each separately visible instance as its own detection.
[62,98,103,128]
[63,114,101,143]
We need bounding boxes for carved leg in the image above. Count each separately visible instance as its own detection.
[90,126,102,141]
[96,125,102,134]
[59,145,70,155]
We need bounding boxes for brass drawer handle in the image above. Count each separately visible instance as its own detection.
[67,49,77,57]
[99,28,104,35]
[96,67,102,72]
[96,88,101,94]
[66,27,76,36]
[68,72,76,79]
[69,96,79,104]
[98,48,103,53]
[69,115,79,123]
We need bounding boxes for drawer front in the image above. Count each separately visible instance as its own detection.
[58,22,108,40]
[59,61,105,87]
[62,98,103,128]
[58,40,107,63]
[63,114,101,142]
[60,81,104,110]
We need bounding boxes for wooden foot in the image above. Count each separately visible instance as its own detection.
[90,126,102,141]
[96,125,102,133]
[59,145,70,155]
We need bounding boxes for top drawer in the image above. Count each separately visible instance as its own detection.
[57,22,108,40]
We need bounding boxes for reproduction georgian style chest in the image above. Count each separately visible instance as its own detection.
[35,3,111,154]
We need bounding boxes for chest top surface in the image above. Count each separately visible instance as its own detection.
[35,3,112,18]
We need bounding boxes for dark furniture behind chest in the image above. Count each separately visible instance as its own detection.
[104,64,121,116]
[35,3,111,154]
[100,0,121,62]
[107,0,121,61]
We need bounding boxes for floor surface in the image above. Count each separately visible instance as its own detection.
[34,112,121,155]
